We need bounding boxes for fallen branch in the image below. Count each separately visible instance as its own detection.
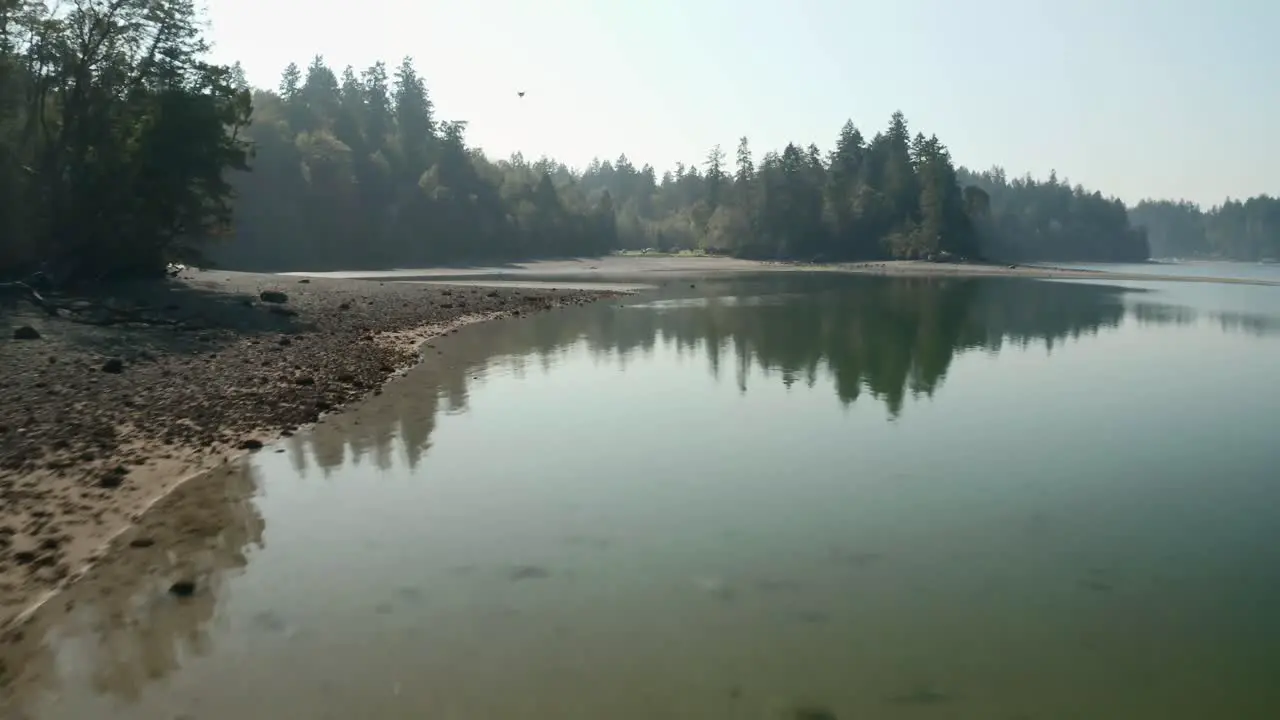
[0,280,180,327]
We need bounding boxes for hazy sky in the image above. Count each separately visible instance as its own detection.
[207,0,1276,206]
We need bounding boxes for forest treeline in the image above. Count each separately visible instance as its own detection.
[1128,197,1280,261]
[0,2,1266,281]
[214,54,1150,270]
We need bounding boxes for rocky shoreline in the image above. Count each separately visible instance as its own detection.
[0,269,616,627]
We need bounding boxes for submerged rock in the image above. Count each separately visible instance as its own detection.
[786,705,839,720]
[509,565,551,581]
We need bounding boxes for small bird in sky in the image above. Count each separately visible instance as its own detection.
[517,91,525,98]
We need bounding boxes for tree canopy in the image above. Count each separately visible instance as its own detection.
[0,6,1269,280]
[1,0,251,283]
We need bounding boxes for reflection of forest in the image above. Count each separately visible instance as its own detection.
[1212,310,1280,336]
[0,462,265,714]
[286,274,1280,477]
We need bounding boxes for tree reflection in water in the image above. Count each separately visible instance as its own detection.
[293,274,1261,476]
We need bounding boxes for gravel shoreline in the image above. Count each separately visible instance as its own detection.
[0,269,616,627]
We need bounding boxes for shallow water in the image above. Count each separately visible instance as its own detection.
[1048,259,1280,284]
[5,273,1280,719]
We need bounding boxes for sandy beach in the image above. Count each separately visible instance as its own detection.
[0,269,616,629]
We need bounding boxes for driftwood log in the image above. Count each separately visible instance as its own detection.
[0,278,181,327]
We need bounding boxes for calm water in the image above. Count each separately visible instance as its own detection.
[1049,259,1280,284]
[5,273,1280,719]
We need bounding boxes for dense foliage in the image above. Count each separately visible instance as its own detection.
[1129,197,1280,260]
[0,0,251,282]
[219,56,616,270]
[957,168,1149,262]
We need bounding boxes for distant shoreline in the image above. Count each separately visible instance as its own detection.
[282,255,1280,287]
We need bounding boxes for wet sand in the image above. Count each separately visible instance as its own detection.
[286,255,1280,286]
[0,269,617,629]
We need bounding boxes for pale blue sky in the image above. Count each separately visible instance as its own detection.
[207,0,1276,206]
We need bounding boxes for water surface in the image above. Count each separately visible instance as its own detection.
[1049,259,1280,284]
[5,274,1280,719]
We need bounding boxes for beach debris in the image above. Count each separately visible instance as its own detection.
[12,326,40,340]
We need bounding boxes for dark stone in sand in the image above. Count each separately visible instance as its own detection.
[259,290,288,304]
[129,537,155,548]
[12,326,40,340]
[169,580,196,597]
[238,438,264,450]
[97,465,128,488]
[100,358,123,374]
